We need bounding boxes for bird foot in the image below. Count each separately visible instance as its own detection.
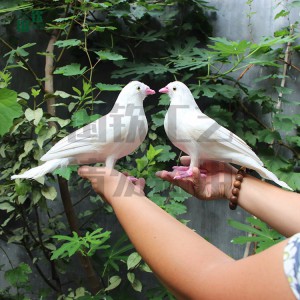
[172,166,207,179]
[173,167,193,179]
[127,176,138,183]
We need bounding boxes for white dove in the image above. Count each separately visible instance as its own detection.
[159,81,292,190]
[12,81,155,180]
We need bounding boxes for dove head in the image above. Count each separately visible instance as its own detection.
[159,81,194,105]
[118,81,155,105]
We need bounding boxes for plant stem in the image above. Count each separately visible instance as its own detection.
[0,37,44,91]
[58,177,104,293]
[43,25,104,293]
[34,206,62,293]
[45,31,58,125]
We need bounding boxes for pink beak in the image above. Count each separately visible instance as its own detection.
[146,87,156,95]
[159,86,169,93]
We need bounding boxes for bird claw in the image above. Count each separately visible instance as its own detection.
[127,176,138,183]
[172,166,208,179]
[173,168,193,179]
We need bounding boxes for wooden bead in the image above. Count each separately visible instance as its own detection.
[229,167,246,211]
[230,195,238,203]
[235,174,243,182]
[233,181,241,188]
[229,201,237,210]
[232,188,240,196]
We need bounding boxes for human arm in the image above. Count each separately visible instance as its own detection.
[78,166,295,300]
[156,156,300,237]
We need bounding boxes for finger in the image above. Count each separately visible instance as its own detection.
[179,156,191,166]
[78,166,95,179]
[135,178,146,190]
[155,170,176,183]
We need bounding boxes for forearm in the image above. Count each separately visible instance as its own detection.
[109,192,233,298]
[237,175,300,237]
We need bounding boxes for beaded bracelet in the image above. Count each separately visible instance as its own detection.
[229,167,246,210]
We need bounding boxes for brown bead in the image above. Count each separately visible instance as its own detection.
[232,188,240,196]
[235,174,243,182]
[230,195,238,203]
[233,180,241,188]
[229,201,237,210]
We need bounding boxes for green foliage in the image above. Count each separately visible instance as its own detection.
[228,217,285,253]
[0,88,22,136]
[51,228,111,259]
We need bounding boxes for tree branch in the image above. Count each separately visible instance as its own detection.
[44,29,103,294]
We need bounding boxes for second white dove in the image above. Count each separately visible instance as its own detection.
[159,81,292,190]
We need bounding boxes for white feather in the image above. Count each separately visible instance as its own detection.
[12,81,155,180]
[161,81,292,191]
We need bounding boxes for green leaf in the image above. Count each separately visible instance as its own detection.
[231,236,268,244]
[37,126,56,148]
[127,272,142,292]
[136,156,148,174]
[71,109,100,128]
[95,83,123,91]
[286,136,300,147]
[95,50,126,61]
[127,252,142,270]
[208,38,251,56]
[257,129,281,144]
[228,219,269,238]
[4,43,36,63]
[15,181,31,196]
[48,117,70,128]
[274,9,289,20]
[273,115,295,131]
[165,203,187,216]
[0,88,22,136]
[54,39,81,48]
[41,186,57,200]
[4,263,32,286]
[147,144,163,161]
[244,131,257,146]
[274,86,294,95]
[105,276,122,292]
[151,110,166,129]
[18,140,35,161]
[53,90,72,98]
[93,25,117,32]
[53,63,87,76]
[25,108,43,126]
[0,202,15,212]
[53,166,77,180]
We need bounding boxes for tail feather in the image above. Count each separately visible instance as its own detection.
[11,158,70,180]
[249,164,293,191]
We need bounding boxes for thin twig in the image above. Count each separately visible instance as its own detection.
[0,37,44,91]
[275,25,294,111]
[34,206,62,292]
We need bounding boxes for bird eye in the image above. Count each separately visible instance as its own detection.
[137,86,141,91]
[173,87,177,91]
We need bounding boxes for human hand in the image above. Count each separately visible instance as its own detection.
[78,167,145,205]
[156,156,236,200]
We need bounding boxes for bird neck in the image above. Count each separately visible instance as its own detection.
[170,94,200,110]
[111,97,145,116]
